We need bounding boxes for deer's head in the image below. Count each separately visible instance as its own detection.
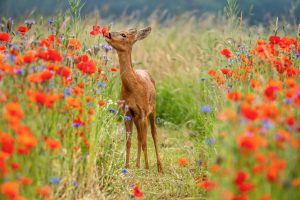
[105,27,151,52]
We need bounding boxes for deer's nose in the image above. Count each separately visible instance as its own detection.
[104,32,112,39]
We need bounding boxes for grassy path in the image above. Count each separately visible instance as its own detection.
[103,127,206,200]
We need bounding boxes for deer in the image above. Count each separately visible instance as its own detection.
[104,27,163,172]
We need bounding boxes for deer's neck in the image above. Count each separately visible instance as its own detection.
[117,50,137,92]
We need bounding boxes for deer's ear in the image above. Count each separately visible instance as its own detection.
[136,27,151,41]
[128,28,137,35]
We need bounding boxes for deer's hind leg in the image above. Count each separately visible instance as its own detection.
[149,111,162,172]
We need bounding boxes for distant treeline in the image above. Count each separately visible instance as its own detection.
[0,0,299,24]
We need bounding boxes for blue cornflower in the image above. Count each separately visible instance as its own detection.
[49,176,60,185]
[24,20,35,25]
[109,108,116,113]
[297,90,300,98]
[64,88,71,97]
[206,138,215,145]
[125,105,129,111]
[73,122,81,128]
[97,81,106,88]
[198,160,203,166]
[15,68,24,75]
[124,116,131,121]
[201,77,206,81]
[48,19,55,24]
[121,168,128,175]
[130,194,135,199]
[9,54,16,62]
[262,119,274,130]
[227,83,233,88]
[72,180,78,187]
[200,105,212,113]
[156,117,161,123]
[274,133,281,140]
[100,43,113,52]
[296,52,300,57]
[283,98,293,104]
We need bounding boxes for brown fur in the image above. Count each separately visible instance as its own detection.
[105,27,162,172]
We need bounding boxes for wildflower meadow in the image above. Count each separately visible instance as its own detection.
[0,0,300,199]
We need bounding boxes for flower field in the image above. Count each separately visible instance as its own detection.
[0,13,299,200]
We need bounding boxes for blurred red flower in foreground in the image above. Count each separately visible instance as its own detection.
[0,32,10,41]
[133,185,143,197]
[0,182,19,199]
[36,185,51,198]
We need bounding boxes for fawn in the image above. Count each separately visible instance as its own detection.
[105,27,162,172]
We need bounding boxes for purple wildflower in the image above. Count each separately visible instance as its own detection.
[200,105,212,113]
[49,176,60,185]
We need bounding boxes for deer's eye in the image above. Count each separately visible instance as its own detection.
[121,33,126,38]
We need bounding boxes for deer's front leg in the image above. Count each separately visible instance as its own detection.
[141,118,149,169]
[134,118,144,169]
[125,117,133,169]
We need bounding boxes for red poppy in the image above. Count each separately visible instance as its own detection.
[10,162,20,170]
[0,182,19,199]
[17,25,28,35]
[0,132,14,154]
[36,185,51,198]
[17,132,38,154]
[237,135,258,151]
[0,32,10,41]
[208,69,216,76]
[238,182,255,193]
[18,176,33,185]
[111,67,118,72]
[227,91,242,101]
[40,70,54,81]
[47,49,63,62]
[220,48,232,58]
[133,185,143,197]
[266,168,277,182]
[56,66,71,78]
[83,138,91,147]
[101,26,108,36]
[5,102,24,122]
[45,138,61,150]
[77,60,97,74]
[0,44,6,51]
[198,180,216,191]
[220,68,230,75]
[90,25,101,35]
[66,97,82,108]
[232,194,248,200]
[240,104,258,121]
[77,54,89,62]
[178,158,188,167]
[234,170,248,185]
[269,35,281,44]
[98,100,106,106]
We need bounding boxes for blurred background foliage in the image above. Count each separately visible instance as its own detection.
[0,0,299,24]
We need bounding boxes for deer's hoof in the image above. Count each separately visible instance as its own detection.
[157,163,163,173]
